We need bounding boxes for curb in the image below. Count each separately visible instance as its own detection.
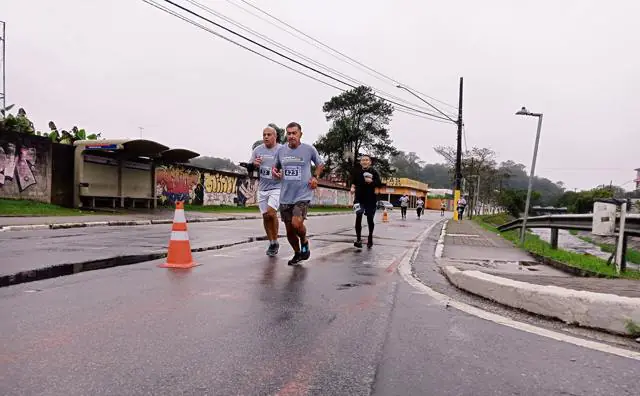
[0,226,346,288]
[0,212,350,233]
[0,237,268,288]
[441,265,640,336]
[435,220,447,258]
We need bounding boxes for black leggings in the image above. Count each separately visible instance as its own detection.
[355,211,375,239]
[401,207,407,217]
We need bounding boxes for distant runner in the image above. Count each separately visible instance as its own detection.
[457,196,467,221]
[440,200,447,216]
[247,127,282,256]
[350,154,382,248]
[399,194,409,219]
[273,122,325,265]
[416,197,425,219]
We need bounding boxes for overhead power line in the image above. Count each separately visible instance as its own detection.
[230,0,459,111]
[150,0,452,122]
[184,0,439,115]
[143,0,345,91]
[144,0,448,126]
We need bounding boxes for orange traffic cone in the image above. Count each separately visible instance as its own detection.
[382,208,389,223]
[159,201,197,269]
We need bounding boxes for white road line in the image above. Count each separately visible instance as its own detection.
[397,220,640,361]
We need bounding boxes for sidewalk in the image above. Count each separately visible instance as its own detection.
[438,219,640,336]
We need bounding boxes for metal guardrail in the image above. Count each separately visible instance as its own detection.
[497,214,640,237]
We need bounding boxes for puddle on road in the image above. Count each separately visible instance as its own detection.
[336,280,376,290]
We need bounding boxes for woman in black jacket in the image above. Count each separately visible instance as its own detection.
[350,154,382,248]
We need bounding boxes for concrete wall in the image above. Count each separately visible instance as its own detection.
[50,143,75,207]
[312,186,352,206]
[0,133,52,203]
[427,198,452,211]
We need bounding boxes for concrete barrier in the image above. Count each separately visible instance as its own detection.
[442,266,640,335]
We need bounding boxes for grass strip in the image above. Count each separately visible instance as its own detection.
[475,214,640,280]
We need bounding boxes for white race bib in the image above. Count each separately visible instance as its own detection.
[260,166,272,179]
[283,165,302,181]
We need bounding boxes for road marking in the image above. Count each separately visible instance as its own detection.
[397,220,640,361]
[446,233,480,237]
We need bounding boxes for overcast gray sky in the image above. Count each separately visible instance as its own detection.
[3,0,639,191]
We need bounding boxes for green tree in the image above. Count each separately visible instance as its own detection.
[315,86,397,184]
[498,189,541,218]
[556,187,616,213]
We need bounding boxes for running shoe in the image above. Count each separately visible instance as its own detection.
[300,240,311,260]
[266,242,279,257]
[288,252,302,266]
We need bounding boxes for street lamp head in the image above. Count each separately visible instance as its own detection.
[396,84,403,89]
[516,106,530,116]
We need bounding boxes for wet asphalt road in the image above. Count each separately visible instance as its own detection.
[1,211,639,395]
[0,214,355,276]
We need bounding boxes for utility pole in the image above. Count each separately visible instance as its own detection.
[139,126,144,138]
[454,77,464,221]
[0,21,6,114]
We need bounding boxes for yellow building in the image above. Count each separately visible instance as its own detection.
[376,177,428,208]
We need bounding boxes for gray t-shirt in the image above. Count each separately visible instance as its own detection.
[275,143,324,204]
[399,196,409,207]
[249,143,282,191]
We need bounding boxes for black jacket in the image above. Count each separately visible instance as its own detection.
[351,167,382,204]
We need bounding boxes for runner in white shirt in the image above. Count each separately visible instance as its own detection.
[416,198,425,219]
[247,127,282,256]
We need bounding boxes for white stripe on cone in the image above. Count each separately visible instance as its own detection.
[173,209,187,223]
[170,231,189,241]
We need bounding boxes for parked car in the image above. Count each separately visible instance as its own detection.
[376,200,393,210]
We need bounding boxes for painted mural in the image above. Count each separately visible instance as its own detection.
[236,177,258,206]
[156,165,201,205]
[203,172,237,206]
[155,163,348,208]
[0,134,51,202]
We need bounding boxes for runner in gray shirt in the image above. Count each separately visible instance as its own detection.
[273,121,325,265]
[247,127,282,257]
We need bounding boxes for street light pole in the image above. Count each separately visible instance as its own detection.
[515,106,544,245]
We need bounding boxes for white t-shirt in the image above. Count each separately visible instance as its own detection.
[399,196,409,207]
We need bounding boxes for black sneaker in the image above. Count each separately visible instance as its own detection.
[354,239,363,248]
[288,252,302,266]
[266,242,279,257]
[367,236,373,248]
[299,240,311,260]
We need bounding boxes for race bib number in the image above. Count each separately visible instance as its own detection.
[283,166,302,181]
[260,166,272,179]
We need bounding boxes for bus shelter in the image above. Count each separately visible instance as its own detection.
[73,139,198,209]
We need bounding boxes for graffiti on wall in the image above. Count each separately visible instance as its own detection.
[203,172,237,206]
[236,178,258,206]
[0,136,51,202]
[311,186,352,206]
[156,165,201,205]
[0,143,38,191]
[336,189,351,206]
